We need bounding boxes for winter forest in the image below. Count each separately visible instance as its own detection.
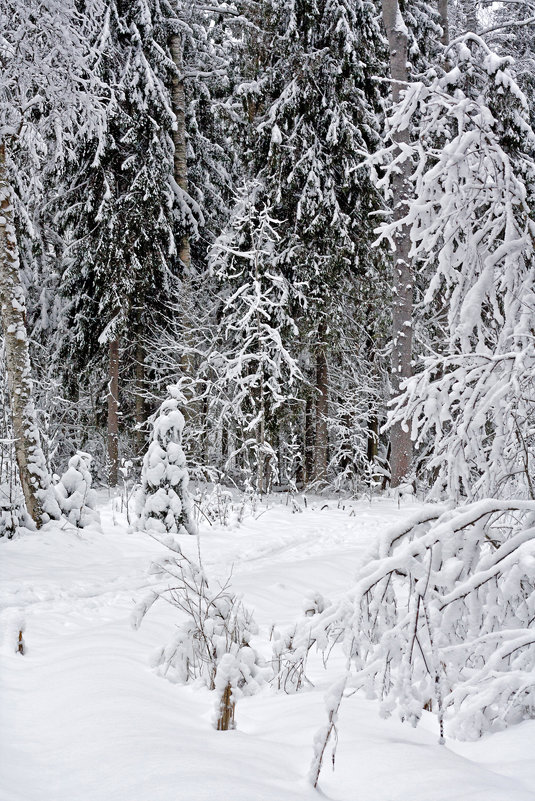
[1,0,535,798]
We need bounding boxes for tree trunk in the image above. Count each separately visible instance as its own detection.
[216,682,236,731]
[314,328,329,483]
[462,0,478,32]
[169,33,198,408]
[304,394,315,483]
[382,0,413,487]
[256,364,266,495]
[107,337,120,487]
[0,143,56,527]
[169,33,191,271]
[367,412,379,464]
[134,337,146,457]
[438,0,449,44]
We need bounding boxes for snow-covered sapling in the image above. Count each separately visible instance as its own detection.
[271,593,328,693]
[309,675,347,788]
[137,386,197,536]
[134,543,267,730]
[55,451,100,528]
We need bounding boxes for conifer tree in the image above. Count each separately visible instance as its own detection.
[58,0,200,483]
[204,0,389,488]
[137,385,197,535]
[206,181,303,492]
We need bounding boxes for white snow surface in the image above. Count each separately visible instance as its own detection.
[1,491,534,801]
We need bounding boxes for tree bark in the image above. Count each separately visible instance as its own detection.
[314,327,329,483]
[304,394,315,483]
[0,143,55,527]
[256,386,265,495]
[216,682,236,731]
[107,337,120,486]
[169,33,198,407]
[438,0,449,44]
[134,337,146,457]
[367,412,379,465]
[382,0,413,487]
[169,33,191,271]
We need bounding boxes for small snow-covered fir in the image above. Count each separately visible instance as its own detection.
[137,386,197,536]
[55,451,100,529]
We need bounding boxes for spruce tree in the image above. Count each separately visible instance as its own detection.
[137,385,197,535]
[58,0,200,482]
[205,0,390,488]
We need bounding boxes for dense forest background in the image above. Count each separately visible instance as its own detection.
[1,0,534,525]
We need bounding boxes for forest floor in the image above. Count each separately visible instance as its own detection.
[1,489,535,801]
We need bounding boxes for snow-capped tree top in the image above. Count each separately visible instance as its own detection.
[0,0,107,154]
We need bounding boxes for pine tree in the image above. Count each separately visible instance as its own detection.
[56,451,100,528]
[206,181,303,492]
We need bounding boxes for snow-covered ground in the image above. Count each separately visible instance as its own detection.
[1,492,534,801]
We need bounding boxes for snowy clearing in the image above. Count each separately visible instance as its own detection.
[1,493,534,801]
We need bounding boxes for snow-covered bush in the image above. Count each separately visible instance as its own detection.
[134,543,267,729]
[193,483,233,527]
[55,451,100,528]
[272,624,313,693]
[137,386,197,536]
[271,593,329,693]
[310,501,535,743]
[0,481,28,538]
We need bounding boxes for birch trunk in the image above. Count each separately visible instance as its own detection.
[107,337,120,486]
[0,143,55,526]
[382,0,413,487]
[169,33,191,271]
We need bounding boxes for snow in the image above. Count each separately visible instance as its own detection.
[1,492,535,801]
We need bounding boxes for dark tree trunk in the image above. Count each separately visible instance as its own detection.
[367,412,379,464]
[107,337,120,487]
[314,328,329,483]
[305,394,315,483]
[438,0,449,44]
[304,394,316,482]
[134,337,146,457]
